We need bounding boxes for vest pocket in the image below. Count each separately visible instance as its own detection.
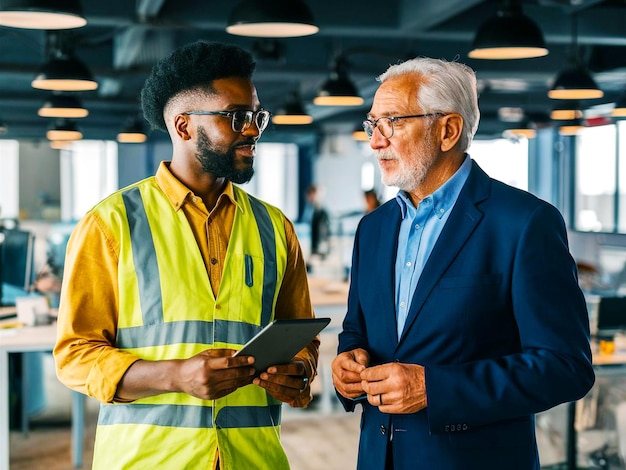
[245,254,254,287]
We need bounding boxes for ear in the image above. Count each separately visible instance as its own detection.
[173,114,192,141]
[439,113,463,152]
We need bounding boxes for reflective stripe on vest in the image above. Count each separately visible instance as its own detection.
[98,403,281,428]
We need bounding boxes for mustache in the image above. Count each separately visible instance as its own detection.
[234,138,257,147]
[376,149,397,160]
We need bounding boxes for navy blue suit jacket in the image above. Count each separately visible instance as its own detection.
[337,161,595,469]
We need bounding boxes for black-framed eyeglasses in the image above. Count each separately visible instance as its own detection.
[182,109,271,134]
[362,113,445,139]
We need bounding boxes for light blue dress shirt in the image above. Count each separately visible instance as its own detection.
[394,155,472,338]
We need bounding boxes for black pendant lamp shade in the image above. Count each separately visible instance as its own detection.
[558,117,585,136]
[549,66,603,100]
[46,118,82,141]
[117,118,147,143]
[272,92,313,125]
[0,0,86,29]
[548,12,602,100]
[32,53,97,91]
[226,0,318,38]
[468,2,547,60]
[613,93,626,118]
[314,58,363,107]
[38,94,88,118]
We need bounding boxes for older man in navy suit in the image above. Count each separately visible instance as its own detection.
[331,57,594,469]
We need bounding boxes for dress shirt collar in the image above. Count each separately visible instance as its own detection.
[155,161,241,213]
[395,154,472,219]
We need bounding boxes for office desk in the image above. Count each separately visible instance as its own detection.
[564,348,626,470]
[0,322,86,470]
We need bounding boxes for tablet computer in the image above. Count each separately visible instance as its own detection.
[234,318,331,374]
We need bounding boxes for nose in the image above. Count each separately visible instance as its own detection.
[369,126,389,150]
[241,121,262,137]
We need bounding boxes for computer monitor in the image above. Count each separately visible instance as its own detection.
[596,296,626,336]
[1,228,35,292]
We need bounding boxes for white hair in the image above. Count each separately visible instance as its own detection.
[377,57,480,152]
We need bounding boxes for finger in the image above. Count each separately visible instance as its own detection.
[361,379,388,397]
[266,360,305,376]
[204,348,238,357]
[366,392,385,407]
[360,363,391,381]
[259,371,304,390]
[352,349,370,367]
[254,377,300,401]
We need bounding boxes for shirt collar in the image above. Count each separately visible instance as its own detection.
[395,154,472,219]
[155,161,240,212]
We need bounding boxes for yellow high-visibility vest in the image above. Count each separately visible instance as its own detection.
[90,177,289,470]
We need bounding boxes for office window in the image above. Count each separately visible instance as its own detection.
[469,138,528,190]
[243,143,298,221]
[618,121,626,233]
[0,140,19,219]
[60,141,118,221]
[574,125,617,232]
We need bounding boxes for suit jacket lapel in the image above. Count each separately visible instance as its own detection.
[373,203,402,346]
[397,162,490,344]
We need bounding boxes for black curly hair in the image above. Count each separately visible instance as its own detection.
[141,40,256,132]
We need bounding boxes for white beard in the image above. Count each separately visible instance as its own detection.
[377,137,437,193]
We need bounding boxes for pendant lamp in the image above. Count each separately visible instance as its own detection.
[32,53,97,91]
[469,0,548,60]
[32,31,97,92]
[549,13,602,100]
[314,57,363,107]
[550,101,583,121]
[612,93,626,118]
[226,0,318,38]
[502,119,537,139]
[0,0,86,29]
[49,140,71,150]
[558,118,585,136]
[46,119,82,141]
[352,124,369,142]
[272,92,313,125]
[38,94,88,118]
[117,118,147,143]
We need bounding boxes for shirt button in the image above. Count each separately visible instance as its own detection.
[211,258,218,265]
[193,196,199,203]
[380,425,386,435]
[405,261,411,267]
[439,208,445,214]
[400,301,406,308]
[215,304,221,310]
[415,224,420,230]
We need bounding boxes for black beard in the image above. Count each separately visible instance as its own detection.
[196,126,255,184]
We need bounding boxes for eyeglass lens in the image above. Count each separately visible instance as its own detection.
[233,110,270,133]
[363,118,394,139]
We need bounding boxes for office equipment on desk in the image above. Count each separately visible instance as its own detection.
[596,296,626,338]
[0,228,35,306]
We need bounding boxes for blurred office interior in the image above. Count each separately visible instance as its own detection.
[2,0,626,468]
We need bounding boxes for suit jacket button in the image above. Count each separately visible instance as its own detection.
[380,425,386,435]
